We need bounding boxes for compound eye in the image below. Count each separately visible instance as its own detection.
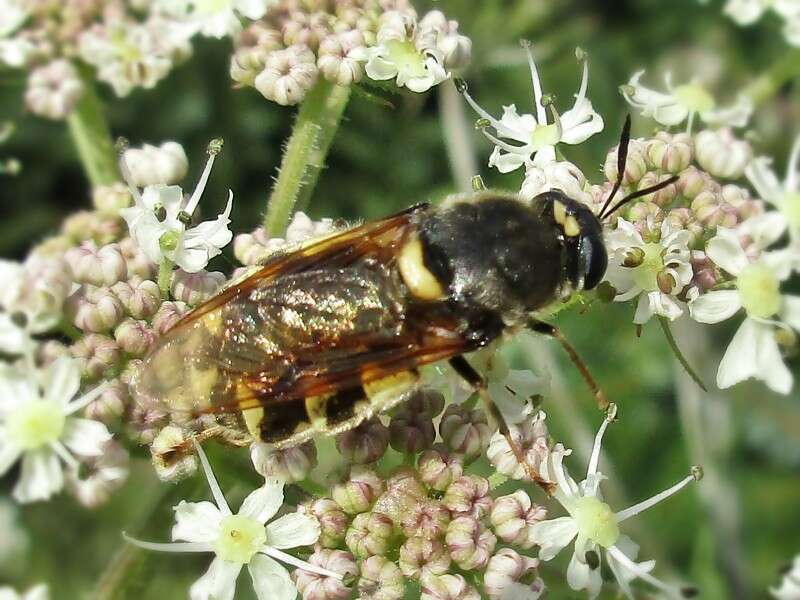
[581,233,608,290]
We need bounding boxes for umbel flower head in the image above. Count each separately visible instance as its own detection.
[120,139,233,273]
[531,405,702,598]
[458,43,603,174]
[126,440,342,600]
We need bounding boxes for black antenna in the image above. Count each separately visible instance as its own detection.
[601,175,680,218]
[599,115,632,219]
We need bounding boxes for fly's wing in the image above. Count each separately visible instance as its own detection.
[129,204,474,446]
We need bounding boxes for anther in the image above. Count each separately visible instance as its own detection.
[475,118,491,130]
[575,47,587,62]
[622,247,645,268]
[153,204,167,222]
[177,210,193,226]
[690,465,704,482]
[471,175,486,191]
[605,402,618,422]
[10,311,28,329]
[657,271,677,295]
[114,136,130,155]
[207,138,224,156]
[585,550,600,570]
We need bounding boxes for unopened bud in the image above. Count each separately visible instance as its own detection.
[70,333,121,380]
[114,318,155,356]
[399,537,451,580]
[445,515,497,570]
[307,498,349,549]
[151,425,197,482]
[358,555,404,600]
[695,128,751,180]
[345,511,394,558]
[251,440,317,483]
[335,419,389,464]
[332,466,384,514]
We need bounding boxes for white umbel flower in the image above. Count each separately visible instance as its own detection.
[364,10,449,93]
[126,441,341,600]
[689,228,800,394]
[160,0,271,39]
[0,358,112,503]
[460,44,603,174]
[0,0,33,67]
[0,584,48,600]
[745,134,800,256]
[120,141,233,273]
[531,406,700,599]
[771,555,800,600]
[621,71,752,132]
[724,0,800,46]
[604,218,693,324]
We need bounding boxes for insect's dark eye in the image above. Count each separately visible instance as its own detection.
[581,232,608,290]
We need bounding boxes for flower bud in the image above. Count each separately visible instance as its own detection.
[445,515,497,570]
[677,166,708,200]
[389,405,436,454]
[120,237,157,280]
[358,555,405,600]
[438,404,491,460]
[234,228,282,266]
[318,30,367,85]
[418,445,464,492]
[483,548,541,600]
[66,242,128,287]
[36,340,70,367]
[399,537,451,579]
[121,278,162,320]
[442,474,492,520]
[373,467,428,524]
[62,210,123,245]
[345,511,394,558]
[151,425,198,482]
[645,132,693,173]
[122,142,189,187]
[695,128,752,179]
[70,334,121,380]
[604,138,647,185]
[486,411,550,480]
[691,190,724,227]
[68,285,125,333]
[93,183,132,215]
[489,490,546,548]
[25,59,83,120]
[84,378,130,423]
[251,440,317,483]
[721,184,764,221]
[307,498,349,548]
[336,418,389,464]
[66,440,129,509]
[400,499,451,540]
[626,200,662,225]
[690,251,720,292]
[332,466,384,514]
[114,318,155,356]
[151,301,189,336]
[420,573,481,600]
[665,208,703,246]
[255,44,319,106]
[170,269,226,306]
[637,172,677,207]
[294,549,358,600]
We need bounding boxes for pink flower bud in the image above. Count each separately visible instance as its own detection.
[400,498,451,540]
[66,242,128,286]
[251,440,317,483]
[120,238,157,280]
[255,44,319,106]
[66,439,129,509]
[122,278,162,320]
[489,490,546,548]
[486,411,550,481]
[308,498,349,548]
[114,318,155,356]
[604,138,647,185]
[721,184,764,221]
[439,404,491,460]
[170,269,226,306]
[690,251,721,292]
[84,378,129,423]
[645,132,693,173]
[70,334,121,380]
[626,200,662,225]
[318,30,367,85]
[68,285,125,333]
[36,340,70,367]
[93,183,132,215]
[445,515,497,571]
[389,406,435,454]
[151,301,189,336]
[345,511,394,558]
[442,474,492,520]
[399,537,451,579]
[62,211,123,245]
[25,59,83,120]
[637,172,678,207]
[418,445,464,492]
[122,142,188,187]
[336,419,390,464]
[420,573,481,600]
[695,128,752,179]
[677,166,708,200]
[373,467,428,525]
[691,190,724,227]
[294,549,358,600]
[357,555,404,600]
[332,466,384,514]
[483,548,541,600]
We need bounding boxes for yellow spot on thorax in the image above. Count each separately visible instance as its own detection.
[398,236,446,301]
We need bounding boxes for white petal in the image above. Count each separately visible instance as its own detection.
[744,156,783,205]
[239,480,284,524]
[22,585,49,600]
[754,322,793,394]
[364,55,397,81]
[172,500,224,543]
[701,95,753,128]
[13,449,64,503]
[43,358,80,408]
[716,319,759,389]
[781,295,800,330]
[606,537,655,599]
[189,557,242,600]
[488,147,526,173]
[739,212,788,251]
[530,517,578,561]
[689,290,742,324]
[0,436,22,476]
[706,228,749,275]
[566,546,603,599]
[61,418,112,457]
[0,365,38,414]
[724,0,768,24]
[559,98,604,145]
[249,554,296,600]
[265,513,320,549]
[236,0,270,20]
[0,314,30,355]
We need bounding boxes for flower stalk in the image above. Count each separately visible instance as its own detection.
[264,80,351,237]
[67,67,118,186]
[744,48,800,107]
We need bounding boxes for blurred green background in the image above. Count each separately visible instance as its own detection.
[1,0,799,598]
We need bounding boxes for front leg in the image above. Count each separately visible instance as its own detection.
[448,356,555,495]
[528,318,609,410]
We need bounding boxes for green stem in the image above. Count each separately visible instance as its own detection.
[263,80,351,237]
[657,316,708,392]
[67,67,117,186]
[744,48,800,106]
[157,259,174,299]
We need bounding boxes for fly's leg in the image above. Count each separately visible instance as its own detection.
[528,319,610,410]
[448,356,555,495]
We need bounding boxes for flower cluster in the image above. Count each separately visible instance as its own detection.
[230,0,471,104]
[722,0,800,46]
